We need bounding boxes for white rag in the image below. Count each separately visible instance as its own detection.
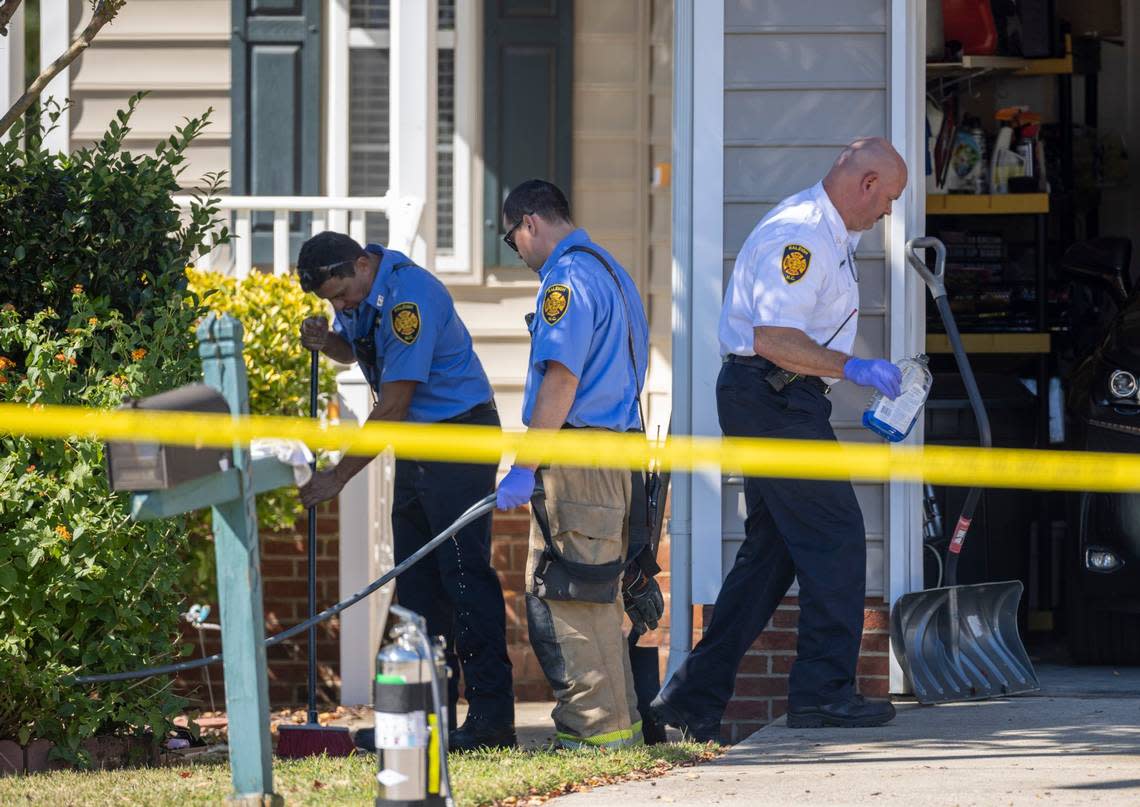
[250,439,314,487]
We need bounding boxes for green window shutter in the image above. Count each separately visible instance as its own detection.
[483,0,573,268]
[231,0,322,265]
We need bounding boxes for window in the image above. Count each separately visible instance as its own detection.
[348,0,473,271]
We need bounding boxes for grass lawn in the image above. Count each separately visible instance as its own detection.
[0,742,719,806]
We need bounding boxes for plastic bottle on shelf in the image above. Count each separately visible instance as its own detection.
[862,355,933,443]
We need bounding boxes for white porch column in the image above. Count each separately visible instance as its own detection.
[389,0,436,265]
[336,367,395,706]
[887,0,927,694]
[1,4,24,136]
[39,0,69,154]
[325,0,350,234]
[689,0,724,605]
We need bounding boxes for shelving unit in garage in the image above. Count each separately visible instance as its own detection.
[925,193,1053,447]
[923,37,1076,629]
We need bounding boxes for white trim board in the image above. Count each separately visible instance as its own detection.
[887,0,928,694]
[689,0,724,605]
[40,0,70,154]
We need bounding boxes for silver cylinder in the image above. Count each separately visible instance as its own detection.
[375,625,431,803]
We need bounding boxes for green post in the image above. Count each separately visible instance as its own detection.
[197,313,280,806]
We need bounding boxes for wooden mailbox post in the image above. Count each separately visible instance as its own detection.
[129,314,294,805]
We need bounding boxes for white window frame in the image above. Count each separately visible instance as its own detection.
[331,1,482,279]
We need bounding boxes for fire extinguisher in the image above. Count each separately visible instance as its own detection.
[374,605,453,807]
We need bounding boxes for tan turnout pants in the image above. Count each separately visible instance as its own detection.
[525,462,642,747]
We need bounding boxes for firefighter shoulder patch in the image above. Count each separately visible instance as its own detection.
[390,302,421,345]
[541,283,571,325]
[780,244,812,284]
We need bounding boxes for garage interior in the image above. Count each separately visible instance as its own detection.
[922,0,1140,666]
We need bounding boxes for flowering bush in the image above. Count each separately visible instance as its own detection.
[0,94,226,762]
[177,269,339,602]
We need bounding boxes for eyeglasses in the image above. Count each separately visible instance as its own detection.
[503,212,533,254]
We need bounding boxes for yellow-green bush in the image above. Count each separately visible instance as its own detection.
[181,269,340,599]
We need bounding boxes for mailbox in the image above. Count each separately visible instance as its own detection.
[105,383,231,491]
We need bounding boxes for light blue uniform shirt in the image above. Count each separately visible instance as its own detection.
[333,244,493,423]
[522,229,649,432]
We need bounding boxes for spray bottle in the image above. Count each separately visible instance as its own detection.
[862,355,933,442]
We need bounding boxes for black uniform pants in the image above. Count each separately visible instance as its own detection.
[660,361,866,719]
[392,405,514,725]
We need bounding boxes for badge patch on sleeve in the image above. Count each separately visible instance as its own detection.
[390,302,421,345]
[541,283,571,325]
[781,244,812,284]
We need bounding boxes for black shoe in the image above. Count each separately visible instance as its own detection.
[353,726,375,752]
[649,696,720,743]
[448,716,518,752]
[786,695,896,728]
[641,715,668,745]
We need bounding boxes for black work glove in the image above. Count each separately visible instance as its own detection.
[622,562,665,634]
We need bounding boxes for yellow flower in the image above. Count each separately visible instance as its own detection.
[88,317,99,326]
[110,374,126,388]
[0,356,14,370]
[25,465,35,473]
[71,284,84,294]
[55,525,72,541]
[55,352,68,362]
[131,348,148,361]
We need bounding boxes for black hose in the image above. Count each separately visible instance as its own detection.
[69,494,497,685]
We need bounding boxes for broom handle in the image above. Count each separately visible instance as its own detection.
[307,349,319,725]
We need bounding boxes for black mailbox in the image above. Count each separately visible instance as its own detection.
[105,383,231,491]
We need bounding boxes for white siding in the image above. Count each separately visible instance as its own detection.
[59,0,667,436]
[454,0,662,433]
[66,0,232,187]
[720,0,891,598]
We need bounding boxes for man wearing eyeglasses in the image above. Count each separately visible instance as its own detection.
[494,179,656,749]
[295,231,517,752]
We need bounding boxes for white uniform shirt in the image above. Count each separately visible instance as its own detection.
[719,182,861,379]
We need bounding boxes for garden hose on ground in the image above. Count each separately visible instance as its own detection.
[68,493,497,685]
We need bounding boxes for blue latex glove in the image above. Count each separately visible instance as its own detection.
[844,357,903,400]
[496,465,536,510]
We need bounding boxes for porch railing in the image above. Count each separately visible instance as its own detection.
[172,194,425,278]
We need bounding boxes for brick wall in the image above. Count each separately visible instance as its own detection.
[712,597,891,744]
[176,499,343,710]
[178,500,890,748]
[176,500,678,711]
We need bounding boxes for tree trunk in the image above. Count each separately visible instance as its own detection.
[0,1,126,139]
[0,0,23,37]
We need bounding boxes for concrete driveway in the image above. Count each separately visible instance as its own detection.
[552,665,1140,806]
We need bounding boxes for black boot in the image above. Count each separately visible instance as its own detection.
[786,695,896,728]
[649,695,721,743]
[448,715,518,752]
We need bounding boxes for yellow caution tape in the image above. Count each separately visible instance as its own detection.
[2,400,1139,493]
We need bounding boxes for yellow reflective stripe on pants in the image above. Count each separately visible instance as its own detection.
[556,721,644,750]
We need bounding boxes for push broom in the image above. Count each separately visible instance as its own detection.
[276,349,355,757]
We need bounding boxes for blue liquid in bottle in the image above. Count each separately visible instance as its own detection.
[861,355,932,443]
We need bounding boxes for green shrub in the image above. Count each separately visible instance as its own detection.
[0,94,226,762]
[179,269,339,601]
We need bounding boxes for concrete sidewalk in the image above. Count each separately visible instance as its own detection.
[554,669,1140,806]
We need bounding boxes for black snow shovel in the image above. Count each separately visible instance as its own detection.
[890,236,1040,705]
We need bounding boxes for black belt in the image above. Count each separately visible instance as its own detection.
[560,423,641,433]
[724,354,830,394]
[443,400,497,424]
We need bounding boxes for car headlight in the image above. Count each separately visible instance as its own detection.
[1109,369,1137,400]
[1086,547,1124,572]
